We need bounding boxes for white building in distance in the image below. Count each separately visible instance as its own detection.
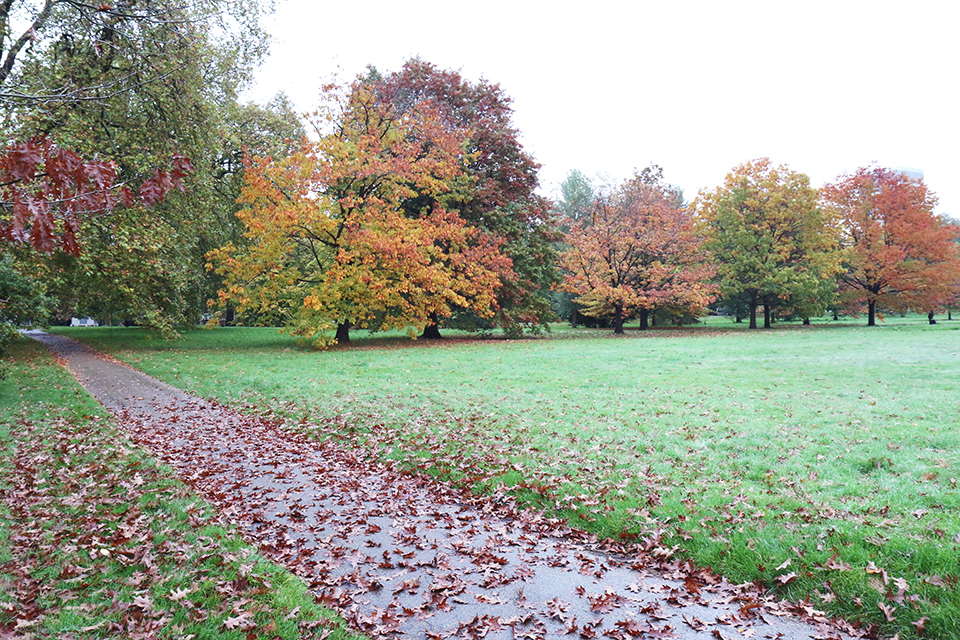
[895,167,924,181]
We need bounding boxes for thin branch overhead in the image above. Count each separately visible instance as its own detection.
[0,66,185,104]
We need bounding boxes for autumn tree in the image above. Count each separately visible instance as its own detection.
[208,80,509,346]
[821,167,960,326]
[560,172,714,334]
[372,59,560,336]
[942,215,960,321]
[694,158,842,329]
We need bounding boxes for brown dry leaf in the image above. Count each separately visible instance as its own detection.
[877,601,896,622]
[776,572,798,585]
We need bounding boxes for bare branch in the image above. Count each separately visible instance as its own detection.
[0,65,184,104]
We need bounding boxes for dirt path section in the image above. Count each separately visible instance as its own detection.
[30,332,863,640]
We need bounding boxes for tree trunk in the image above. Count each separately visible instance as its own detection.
[421,323,443,339]
[749,304,758,329]
[867,300,876,326]
[928,311,937,325]
[613,304,625,334]
[802,317,810,325]
[735,315,743,323]
[571,307,578,329]
[763,304,772,329]
[639,308,649,331]
[335,321,351,344]
[421,312,443,339]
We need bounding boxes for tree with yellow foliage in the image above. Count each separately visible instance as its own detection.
[693,159,842,328]
[207,80,508,345]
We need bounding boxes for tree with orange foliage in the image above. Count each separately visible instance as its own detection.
[821,167,960,326]
[560,173,714,334]
[207,79,509,346]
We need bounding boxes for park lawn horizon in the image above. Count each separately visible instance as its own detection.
[54,317,960,639]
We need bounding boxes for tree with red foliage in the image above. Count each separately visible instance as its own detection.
[373,59,559,336]
[0,138,192,256]
[560,174,714,334]
[821,167,960,326]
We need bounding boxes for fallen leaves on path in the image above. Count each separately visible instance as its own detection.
[111,394,868,640]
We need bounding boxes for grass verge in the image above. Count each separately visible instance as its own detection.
[0,335,359,640]
[56,316,960,639]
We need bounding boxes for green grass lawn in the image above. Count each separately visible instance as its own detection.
[0,336,359,640]
[53,315,960,639]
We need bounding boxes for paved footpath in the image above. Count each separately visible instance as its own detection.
[31,332,864,640]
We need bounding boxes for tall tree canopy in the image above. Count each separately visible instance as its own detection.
[2,0,292,333]
[821,167,960,326]
[371,58,560,335]
[208,79,508,346]
[693,158,841,328]
[1,0,269,108]
[560,171,714,334]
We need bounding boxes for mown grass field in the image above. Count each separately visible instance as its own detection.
[52,316,960,639]
[0,336,359,639]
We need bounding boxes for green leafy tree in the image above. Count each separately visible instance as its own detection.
[2,0,284,333]
[693,158,842,329]
[0,254,51,368]
[556,169,596,223]
[2,1,269,108]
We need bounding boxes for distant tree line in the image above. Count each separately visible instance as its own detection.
[556,160,960,331]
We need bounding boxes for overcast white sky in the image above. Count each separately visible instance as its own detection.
[246,0,959,216]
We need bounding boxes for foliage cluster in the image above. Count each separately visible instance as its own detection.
[693,158,842,328]
[208,80,509,345]
[559,169,714,333]
[822,166,960,325]
[0,254,50,369]
[208,60,560,345]
[1,0,305,333]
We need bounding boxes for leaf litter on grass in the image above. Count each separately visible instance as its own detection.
[51,324,960,639]
[0,338,353,640]
[0,411,349,639]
